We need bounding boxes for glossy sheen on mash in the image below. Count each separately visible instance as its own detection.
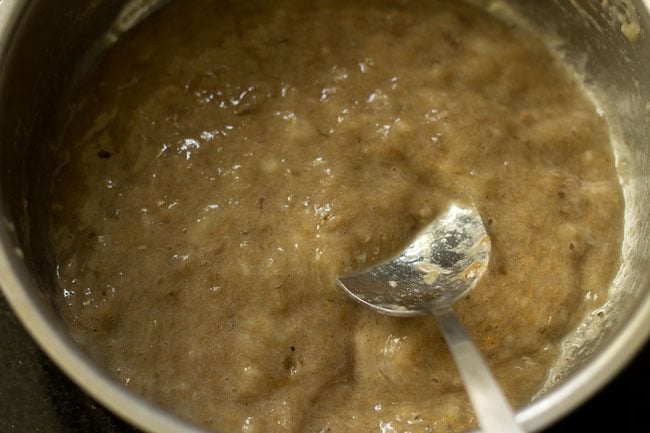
[49,0,623,432]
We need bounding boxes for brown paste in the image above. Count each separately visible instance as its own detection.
[49,1,624,432]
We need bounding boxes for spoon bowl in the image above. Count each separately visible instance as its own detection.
[337,203,526,433]
[338,204,490,316]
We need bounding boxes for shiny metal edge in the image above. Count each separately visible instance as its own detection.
[516,292,650,432]
[518,0,650,429]
[0,2,213,432]
[0,232,212,433]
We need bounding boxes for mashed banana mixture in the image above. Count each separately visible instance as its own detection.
[49,0,623,432]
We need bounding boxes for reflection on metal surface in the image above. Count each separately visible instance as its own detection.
[338,204,490,316]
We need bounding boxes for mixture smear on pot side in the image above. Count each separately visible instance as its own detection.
[49,0,624,432]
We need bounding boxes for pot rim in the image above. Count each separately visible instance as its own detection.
[1,1,649,432]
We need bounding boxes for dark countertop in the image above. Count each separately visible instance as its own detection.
[1,293,647,433]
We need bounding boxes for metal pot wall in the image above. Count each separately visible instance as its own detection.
[1,1,649,432]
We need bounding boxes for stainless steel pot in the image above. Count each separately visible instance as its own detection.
[1,1,649,432]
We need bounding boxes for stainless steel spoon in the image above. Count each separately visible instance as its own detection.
[337,204,526,433]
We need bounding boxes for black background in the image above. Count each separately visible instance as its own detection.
[0,293,646,433]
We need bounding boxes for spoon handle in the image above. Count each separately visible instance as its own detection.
[431,306,526,433]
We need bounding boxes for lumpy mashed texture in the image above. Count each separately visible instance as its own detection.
[49,0,623,432]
